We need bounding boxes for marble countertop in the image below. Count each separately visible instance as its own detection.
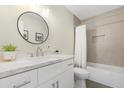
[0,55,73,79]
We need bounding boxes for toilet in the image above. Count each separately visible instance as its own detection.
[74,67,90,88]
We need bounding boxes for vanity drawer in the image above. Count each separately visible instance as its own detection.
[38,59,73,85]
[0,70,37,88]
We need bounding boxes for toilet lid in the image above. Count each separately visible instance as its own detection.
[74,67,90,74]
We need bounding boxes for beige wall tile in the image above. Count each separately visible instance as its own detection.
[83,6,124,67]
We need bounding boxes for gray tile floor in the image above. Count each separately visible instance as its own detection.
[86,80,111,88]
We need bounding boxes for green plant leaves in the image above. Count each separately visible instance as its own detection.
[2,44,16,51]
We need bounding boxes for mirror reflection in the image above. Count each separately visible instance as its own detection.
[17,11,49,44]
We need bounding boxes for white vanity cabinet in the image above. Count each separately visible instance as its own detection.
[37,59,74,88]
[0,58,74,88]
[0,70,37,88]
[40,68,73,88]
[55,68,74,88]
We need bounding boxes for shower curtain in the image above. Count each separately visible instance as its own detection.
[74,25,87,68]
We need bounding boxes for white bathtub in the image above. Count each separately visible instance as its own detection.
[87,62,124,88]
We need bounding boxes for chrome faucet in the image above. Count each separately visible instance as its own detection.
[36,47,44,57]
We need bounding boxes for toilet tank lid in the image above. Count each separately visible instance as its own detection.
[74,67,90,74]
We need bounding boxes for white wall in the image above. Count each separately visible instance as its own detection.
[0,5,74,55]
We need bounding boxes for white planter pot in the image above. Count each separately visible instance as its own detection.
[2,51,16,61]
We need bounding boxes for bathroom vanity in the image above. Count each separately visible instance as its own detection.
[0,55,74,88]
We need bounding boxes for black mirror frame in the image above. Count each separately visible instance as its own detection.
[17,11,49,44]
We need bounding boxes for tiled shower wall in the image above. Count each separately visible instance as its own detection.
[82,6,124,67]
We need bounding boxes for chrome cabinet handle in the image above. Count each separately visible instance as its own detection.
[68,63,73,66]
[56,81,59,88]
[52,83,55,88]
[52,81,59,88]
[13,81,31,88]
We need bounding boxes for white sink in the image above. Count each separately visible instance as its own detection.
[26,56,63,63]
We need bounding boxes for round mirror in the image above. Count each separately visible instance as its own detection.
[17,11,49,44]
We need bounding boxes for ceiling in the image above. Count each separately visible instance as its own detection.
[65,5,122,21]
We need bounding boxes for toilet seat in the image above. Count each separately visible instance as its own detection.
[74,67,90,80]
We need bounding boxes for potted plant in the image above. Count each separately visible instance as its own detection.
[2,44,17,61]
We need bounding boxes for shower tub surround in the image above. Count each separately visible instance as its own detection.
[87,62,124,88]
[0,55,74,88]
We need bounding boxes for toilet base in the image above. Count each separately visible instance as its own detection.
[75,79,86,88]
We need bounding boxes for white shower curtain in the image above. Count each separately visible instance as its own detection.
[74,25,87,68]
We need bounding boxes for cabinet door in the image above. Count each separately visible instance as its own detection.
[38,78,58,88]
[38,59,73,85]
[38,67,74,88]
[57,68,74,88]
[38,68,74,88]
[0,70,37,88]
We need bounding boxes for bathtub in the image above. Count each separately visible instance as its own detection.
[87,62,124,88]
